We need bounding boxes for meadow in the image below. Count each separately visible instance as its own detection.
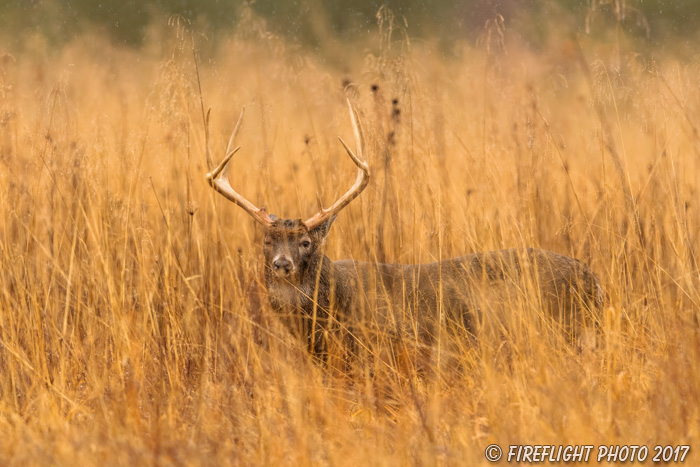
[0,12,699,465]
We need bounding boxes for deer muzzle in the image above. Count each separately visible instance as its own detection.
[272,256,295,278]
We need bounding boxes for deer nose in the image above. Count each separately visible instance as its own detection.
[273,257,293,275]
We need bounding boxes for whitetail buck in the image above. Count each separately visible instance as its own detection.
[206,101,604,361]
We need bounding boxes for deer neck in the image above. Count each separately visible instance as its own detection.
[265,253,334,313]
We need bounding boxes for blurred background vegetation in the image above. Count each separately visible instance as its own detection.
[1,0,698,57]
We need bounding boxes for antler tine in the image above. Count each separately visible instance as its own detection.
[347,99,364,161]
[304,100,370,231]
[226,107,245,155]
[205,108,274,228]
[208,108,245,180]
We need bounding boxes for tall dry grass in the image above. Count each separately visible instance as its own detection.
[0,16,699,466]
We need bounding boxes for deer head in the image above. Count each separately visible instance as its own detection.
[205,100,369,298]
[260,215,336,281]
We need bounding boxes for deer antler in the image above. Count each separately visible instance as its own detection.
[303,100,370,230]
[205,107,274,228]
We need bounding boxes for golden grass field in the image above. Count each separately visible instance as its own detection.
[0,14,699,466]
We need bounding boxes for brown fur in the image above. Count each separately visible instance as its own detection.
[262,216,604,361]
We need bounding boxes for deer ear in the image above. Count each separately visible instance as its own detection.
[310,214,337,239]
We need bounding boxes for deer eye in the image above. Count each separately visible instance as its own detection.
[300,240,311,249]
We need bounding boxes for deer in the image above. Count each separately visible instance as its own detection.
[205,101,604,364]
